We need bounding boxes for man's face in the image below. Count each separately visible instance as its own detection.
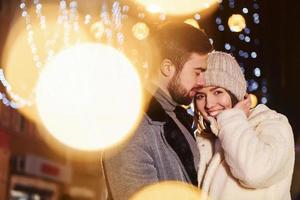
[168,53,208,105]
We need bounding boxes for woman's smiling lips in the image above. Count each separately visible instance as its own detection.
[207,109,223,117]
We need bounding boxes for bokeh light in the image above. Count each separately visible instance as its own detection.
[35,43,143,151]
[132,22,150,40]
[184,18,200,30]
[145,4,163,14]
[136,0,218,16]
[228,14,246,32]
[1,3,91,122]
[249,93,258,108]
[130,181,204,200]
[90,21,105,40]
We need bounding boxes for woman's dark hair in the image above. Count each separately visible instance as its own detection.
[226,89,239,107]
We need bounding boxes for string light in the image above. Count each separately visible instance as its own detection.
[99,0,128,46]
[19,0,83,69]
[0,69,32,109]
[3,0,129,109]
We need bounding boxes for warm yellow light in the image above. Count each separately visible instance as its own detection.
[130,181,203,200]
[1,3,91,123]
[249,93,258,108]
[90,21,105,40]
[35,43,143,151]
[184,18,200,30]
[132,22,150,40]
[146,4,163,13]
[138,0,218,16]
[228,14,246,32]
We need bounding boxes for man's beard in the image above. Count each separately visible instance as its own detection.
[167,74,192,105]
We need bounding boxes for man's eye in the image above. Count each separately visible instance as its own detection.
[195,71,201,76]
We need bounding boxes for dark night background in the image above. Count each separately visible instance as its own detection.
[262,0,300,141]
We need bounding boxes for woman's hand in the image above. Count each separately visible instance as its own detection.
[234,94,251,117]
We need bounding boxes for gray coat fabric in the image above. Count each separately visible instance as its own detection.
[103,90,199,200]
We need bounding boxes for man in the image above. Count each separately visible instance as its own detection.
[103,22,213,200]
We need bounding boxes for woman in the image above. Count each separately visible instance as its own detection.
[194,51,295,200]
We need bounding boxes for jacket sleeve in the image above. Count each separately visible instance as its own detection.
[216,104,295,188]
[103,121,158,200]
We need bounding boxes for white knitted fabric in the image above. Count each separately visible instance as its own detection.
[204,51,247,101]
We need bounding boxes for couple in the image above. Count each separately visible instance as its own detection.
[103,23,295,200]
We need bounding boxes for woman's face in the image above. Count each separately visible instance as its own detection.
[195,86,233,120]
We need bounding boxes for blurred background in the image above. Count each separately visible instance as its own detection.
[0,0,299,199]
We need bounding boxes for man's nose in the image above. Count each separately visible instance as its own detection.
[196,73,205,87]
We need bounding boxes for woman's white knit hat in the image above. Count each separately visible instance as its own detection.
[204,51,247,101]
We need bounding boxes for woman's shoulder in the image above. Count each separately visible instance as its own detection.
[249,104,285,119]
[248,104,292,128]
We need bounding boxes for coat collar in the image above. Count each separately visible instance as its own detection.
[146,94,168,122]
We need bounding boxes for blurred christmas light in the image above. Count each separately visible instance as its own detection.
[244,27,250,34]
[262,86,267,94]
[184,18,200,30]
[218,24,225,31]
[194,13,201,20]
[228,14,246,32]
[244,36,251,42]
[239,33,245,40]
[224,43,231,50]
[90,21,105,40]
[132,22,150,40]
[248,79,259,91]
[146,4,162,14]
[130,181,201,200]
[249,93,258,108]
[215,17,222,24]
[137,0,218,16]
[254,67,261,77]
[36,43,143,151]
[261,97,268,104]
[251,51,257,58]
[242,7,248,14]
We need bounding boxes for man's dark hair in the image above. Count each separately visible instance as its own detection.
[147,22,213,78]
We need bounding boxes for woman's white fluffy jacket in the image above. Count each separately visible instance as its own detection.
[196,104,295,200]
